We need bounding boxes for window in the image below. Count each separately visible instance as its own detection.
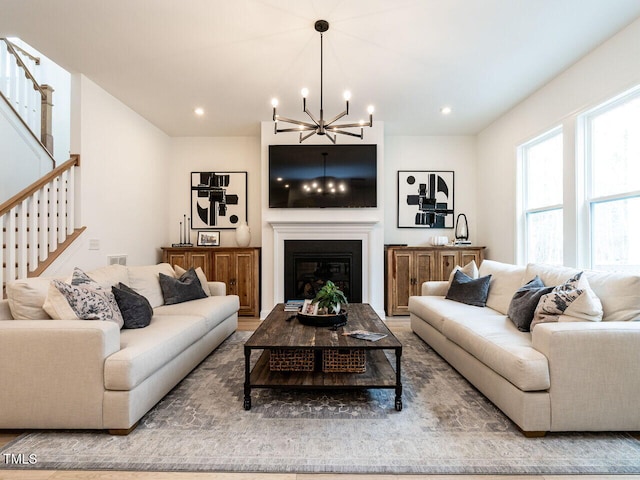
[519,128,563,265]
[584,89,640,272]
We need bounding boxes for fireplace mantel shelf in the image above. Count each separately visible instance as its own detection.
[270,220,379,227]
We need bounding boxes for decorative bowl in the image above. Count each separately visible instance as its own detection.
[297,309,348,328]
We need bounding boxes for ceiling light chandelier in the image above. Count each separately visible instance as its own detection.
[271,20,374,144]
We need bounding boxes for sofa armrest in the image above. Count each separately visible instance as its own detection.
[421,281,449,296]
[207,281,226,296]
[532,321,640,431]
[0,320,121,429]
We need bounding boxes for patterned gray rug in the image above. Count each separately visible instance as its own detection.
[2,331,640,474]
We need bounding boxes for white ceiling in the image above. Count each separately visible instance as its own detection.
[2,0,640,137]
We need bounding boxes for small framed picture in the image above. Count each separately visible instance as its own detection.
[197,231,220,246]
[302,299,318,315]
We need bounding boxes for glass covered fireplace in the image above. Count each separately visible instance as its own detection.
[284,240,363,303]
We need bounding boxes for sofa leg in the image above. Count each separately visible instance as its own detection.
[522,430,547,438]
[108,421,139,435]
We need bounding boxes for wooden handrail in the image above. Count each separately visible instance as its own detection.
[1,38,46,99]
[5,39,40,65]
[0,154,80,217]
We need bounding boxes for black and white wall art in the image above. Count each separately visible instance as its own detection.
[191,171,247,229]
[397,171,454,228]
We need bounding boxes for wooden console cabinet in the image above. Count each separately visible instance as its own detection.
[162,247,260,317]
[384,245,485,316]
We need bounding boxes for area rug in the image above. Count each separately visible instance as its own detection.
[2,331,640,474]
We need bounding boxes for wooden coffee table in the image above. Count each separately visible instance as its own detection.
[243,303,403,411]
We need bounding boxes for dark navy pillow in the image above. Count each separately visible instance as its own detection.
[112,283,153,329]
[445,270,492,307]
[508,276,554,332]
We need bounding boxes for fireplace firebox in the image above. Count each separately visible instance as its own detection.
[284,240,362,303]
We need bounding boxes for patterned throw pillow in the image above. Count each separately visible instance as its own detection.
[530,272,584,331]
[43,268,124,328]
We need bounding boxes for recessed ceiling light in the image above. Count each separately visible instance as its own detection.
[194,107,205,116]
[440,106,452,115]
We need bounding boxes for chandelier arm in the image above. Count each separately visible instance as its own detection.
[277,126,317,133]
[324,110,348,127]
[304,108,320,126]
[275,116,317,128]
[299,131,316,143]
[328,128,364,139]
[329,120,372,129]
[326,132,337,144]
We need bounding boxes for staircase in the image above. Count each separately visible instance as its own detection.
[1,155,84,291]
[1,39,84,293]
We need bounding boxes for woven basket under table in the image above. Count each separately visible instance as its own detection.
[268,349,315,371]
[322,348,366,373]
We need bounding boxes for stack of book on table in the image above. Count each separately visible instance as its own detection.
[284,300,304,312]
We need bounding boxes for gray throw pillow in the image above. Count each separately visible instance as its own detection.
[507,276,554,332]
[159,269,207,305]
[112,283,153,329]
[445,270,492,307]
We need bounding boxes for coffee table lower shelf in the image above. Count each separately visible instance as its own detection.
[244,349,402,411]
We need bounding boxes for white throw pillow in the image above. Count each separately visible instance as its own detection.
[477,260,526,315]
[127,263,176,308]
[173,265,211,296]
[6,276,55,319]
[448,260,479,285]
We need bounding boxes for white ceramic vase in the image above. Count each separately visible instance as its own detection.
[235,221,251,247]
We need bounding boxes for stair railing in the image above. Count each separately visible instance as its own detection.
[0,38,55,157]
[1,155,84,287]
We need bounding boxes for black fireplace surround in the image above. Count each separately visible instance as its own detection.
[284,240,363,303]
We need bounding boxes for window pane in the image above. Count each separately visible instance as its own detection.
[590,95,640,197]
[526,209,563,265]
[525,132,563,209]
[592,197,640,273]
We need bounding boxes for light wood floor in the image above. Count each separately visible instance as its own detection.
[1,317,638,480]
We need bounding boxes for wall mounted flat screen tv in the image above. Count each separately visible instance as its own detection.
[269,144,377,208]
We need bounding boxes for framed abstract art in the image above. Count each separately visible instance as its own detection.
[397,170,454,228]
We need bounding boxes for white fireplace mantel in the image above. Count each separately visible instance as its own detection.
[266,220,384,318]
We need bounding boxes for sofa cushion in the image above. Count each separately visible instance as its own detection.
[174,265,211,296]
[507,276,554,332]
[6,277,54,320]
[154,295,240,330]
[85,264,130,289]
[441,314,550,391]
[409,295,504,334]
[104,315,208,390]
[478,260,526,315]
[159,270,207,305]
[445,271,491,307]
[584,270,640,322]
[127,264,175,308]
[112,283,153,329]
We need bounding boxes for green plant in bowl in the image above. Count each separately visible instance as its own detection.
[313,280,348,315]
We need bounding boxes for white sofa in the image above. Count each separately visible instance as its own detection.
[0,263,239,434]
[409,260,640,435]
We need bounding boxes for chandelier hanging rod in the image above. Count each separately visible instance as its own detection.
[270,20,374,144]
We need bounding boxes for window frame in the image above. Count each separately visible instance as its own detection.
[517,126,564,265]
[582,86,640,270]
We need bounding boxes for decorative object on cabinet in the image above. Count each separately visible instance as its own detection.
[191,171,247,229]
[197,231,220,247]
[172,214,194,247]
[454,213,471,245]
[235,220,251,247]
[162,247,260,317]
[397,171,454,228]
[384,245,485,316]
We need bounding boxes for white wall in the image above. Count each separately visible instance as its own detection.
[384,136,477,246]
[167,137,261,247]
[476,17,640,264]
[45,75,171,275]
